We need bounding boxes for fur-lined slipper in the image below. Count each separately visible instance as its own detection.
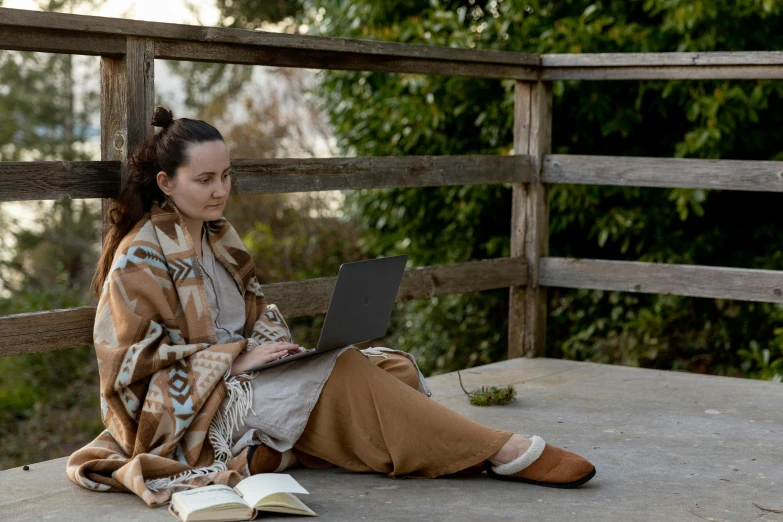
[485,435,596,488]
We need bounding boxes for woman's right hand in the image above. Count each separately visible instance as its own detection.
[230,340,301,376]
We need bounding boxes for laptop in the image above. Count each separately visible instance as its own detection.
[247,254,408,371]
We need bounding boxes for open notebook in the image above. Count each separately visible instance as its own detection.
[168,473,316,521]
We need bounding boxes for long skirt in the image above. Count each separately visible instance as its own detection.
[291,347,515,478]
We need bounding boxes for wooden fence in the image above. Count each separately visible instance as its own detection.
[3,8,783,361]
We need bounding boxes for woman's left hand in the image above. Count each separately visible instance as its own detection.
[230,339,301,376]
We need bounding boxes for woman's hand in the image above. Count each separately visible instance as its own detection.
[230,340,301,376]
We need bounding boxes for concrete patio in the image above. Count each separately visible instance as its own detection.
[1,357,781,521]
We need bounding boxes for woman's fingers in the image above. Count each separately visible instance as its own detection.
[233,341,302,375]
[271,343,298,352]
[259,342,300,361]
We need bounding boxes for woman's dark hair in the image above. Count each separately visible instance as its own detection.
[91,106,224,299]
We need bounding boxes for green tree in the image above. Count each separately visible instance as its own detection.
[180,0,783,378]
[284,0,783,377]
[0,0,102,161]
[0,0,108,470]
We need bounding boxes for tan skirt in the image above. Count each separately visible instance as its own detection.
[291,347,514,478]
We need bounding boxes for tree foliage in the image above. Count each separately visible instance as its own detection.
[283,0,783,378]
[0,4,108,472]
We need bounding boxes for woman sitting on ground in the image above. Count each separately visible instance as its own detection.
[66,107,596,508]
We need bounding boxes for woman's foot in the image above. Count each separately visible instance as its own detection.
[486,434,596,488]
[488,433,532,467]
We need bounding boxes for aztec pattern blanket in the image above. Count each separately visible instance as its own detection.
[66,198,297,507]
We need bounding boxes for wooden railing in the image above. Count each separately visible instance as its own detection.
[2,7,783,361]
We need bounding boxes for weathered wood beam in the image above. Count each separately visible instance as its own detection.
[508,81,552,359]
[0,307,97,357]
[9,10,783,81]
[0,25,125,56]
[540,257,783,303]
[99,37,155,241]
[542,66,783,81]
[11,152,783,201]
[155,40,538,79]
[543,155,783,192]
[0,161,120,201]
[0,8,538,79]
[541,52,783,80]
[0,155,531,201]
[231,155,532,194]
[0,257,528,357]
[543,52,783,67]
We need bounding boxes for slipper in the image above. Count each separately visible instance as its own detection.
[485,435,596,488]
[246,444,297,475]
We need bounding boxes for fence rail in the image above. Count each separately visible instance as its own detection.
[540,52,783,80]
[9,152,783,202]
[0,155,531,201]
[0,161,121,201]
[0,258,527,357]
[2,7,783,360]
[541,258,783,304]
[543,155,783,192]
[0,8,539,79]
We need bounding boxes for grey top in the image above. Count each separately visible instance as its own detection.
[199,228,246,345]
[198,227,432,455]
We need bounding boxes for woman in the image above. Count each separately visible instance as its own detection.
[66,107,596,508]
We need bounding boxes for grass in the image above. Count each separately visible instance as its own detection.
[456,370,516,406]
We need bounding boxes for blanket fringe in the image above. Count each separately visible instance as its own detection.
[144,371,254,493]
[361,347,390,359]
[144,463,226,492]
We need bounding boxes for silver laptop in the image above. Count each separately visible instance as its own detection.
[247,254,408,371]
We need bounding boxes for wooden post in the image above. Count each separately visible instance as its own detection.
[508,81,552,358]
[100,37,155,243]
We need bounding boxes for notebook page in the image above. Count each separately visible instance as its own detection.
[234,474,309,508]
[172,485,248,512]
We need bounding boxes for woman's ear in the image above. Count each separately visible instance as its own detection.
[156,170,171,195]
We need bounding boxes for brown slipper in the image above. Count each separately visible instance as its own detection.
[485,436,596,488]
[247,444,297,475]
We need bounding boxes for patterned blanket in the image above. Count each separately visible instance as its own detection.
[66,198,294,507]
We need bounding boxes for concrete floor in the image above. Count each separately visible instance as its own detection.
[1,357,781,521]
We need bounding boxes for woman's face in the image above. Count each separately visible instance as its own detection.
[157,140,231,225]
